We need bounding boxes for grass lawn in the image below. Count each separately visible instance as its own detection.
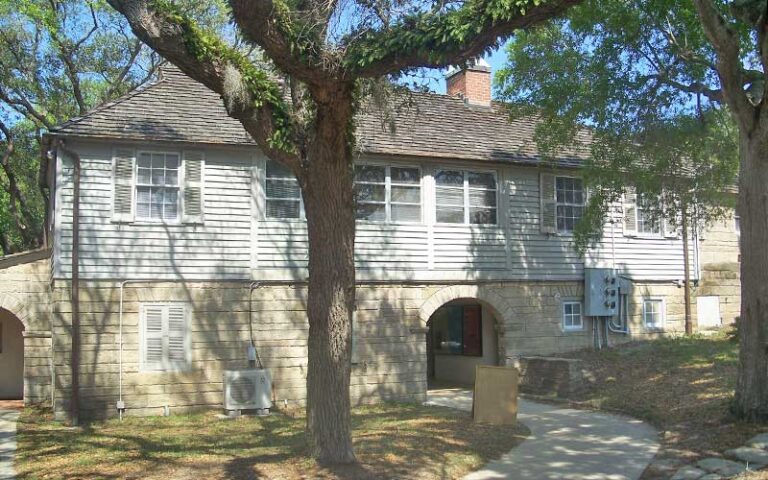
[16,403,529,480]
[562,331,768,477]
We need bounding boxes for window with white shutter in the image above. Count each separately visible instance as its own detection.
[112,148,136,222]
[539,173,557,234]
[112,148,205,224]
[623,187,638,236]
[140,303,191,372]
[182,151,204,224]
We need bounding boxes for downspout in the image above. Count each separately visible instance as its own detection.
[248,282,264,369]
[57,139,81,426]
[682,202,693,335]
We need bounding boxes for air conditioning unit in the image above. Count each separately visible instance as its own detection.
[224,369,272,413]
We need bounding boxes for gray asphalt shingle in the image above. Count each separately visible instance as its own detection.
[51,65,590,166]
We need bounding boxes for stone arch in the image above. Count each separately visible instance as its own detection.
[419,285,513,366]
[0,293,30,331]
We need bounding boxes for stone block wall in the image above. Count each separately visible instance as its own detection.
[0,250,53,405]
[49,278,691,419]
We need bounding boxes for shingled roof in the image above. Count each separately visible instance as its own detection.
[51,65,590,167]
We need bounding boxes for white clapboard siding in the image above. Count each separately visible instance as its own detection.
[54,142,253,280]
[53,142,696,283]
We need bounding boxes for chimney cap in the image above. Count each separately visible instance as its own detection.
[445,58,491,79]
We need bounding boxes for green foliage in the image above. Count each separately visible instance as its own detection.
[496,0,740,255]
[344,0,550,70]
[0,0,163,254]
[150,0,295,152]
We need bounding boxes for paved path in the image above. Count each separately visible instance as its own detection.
[0,410,19,480]
[427,389,659,480]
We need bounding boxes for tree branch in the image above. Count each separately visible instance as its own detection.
[344,0,582,78]
[229,0,337,86]
[106,0,300,170]
[692,0,756,130]
[0,120,38,246]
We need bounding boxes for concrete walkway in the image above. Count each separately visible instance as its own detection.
[427,389,659,480]
[0,410,19,480]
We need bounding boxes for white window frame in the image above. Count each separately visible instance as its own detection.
[139,302,192,372]
[635,194,663,238]
[434,168,498,226]
[734,214,740,235]
[642,298,666,330]
[263,160,304,220]
[134,150,182,223]
[555,175,585,234]
[355,163,423,224]
[562,300,584,332]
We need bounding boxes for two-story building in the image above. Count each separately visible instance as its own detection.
[0,62,741,419]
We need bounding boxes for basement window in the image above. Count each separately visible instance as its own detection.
[431,304,482,356]
[140,303,191,372]
[643,298,665,330]
[562,301,584,331]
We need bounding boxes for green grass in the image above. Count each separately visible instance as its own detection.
[16,403,529,480]
[564,332,767,468]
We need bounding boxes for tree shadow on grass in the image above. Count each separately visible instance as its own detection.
[16,404,529,480]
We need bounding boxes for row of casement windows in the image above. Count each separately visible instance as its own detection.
[561,298,665,331]
[111,150,677,236]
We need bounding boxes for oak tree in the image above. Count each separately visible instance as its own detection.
[497,0,767,420]
[108,0,581,464]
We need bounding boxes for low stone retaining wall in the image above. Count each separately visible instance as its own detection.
[513,356,586,398]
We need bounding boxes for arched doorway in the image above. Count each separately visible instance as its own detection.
[426,299,500,388]
[0,308,24,400]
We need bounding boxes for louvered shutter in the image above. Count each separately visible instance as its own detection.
[182,151,204,224]
[112,148,135,222]
[623,187,638,236]
[166,305,189,369]
[539,173,557,234]
[142,306,165,371]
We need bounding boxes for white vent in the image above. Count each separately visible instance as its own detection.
[224,369,272,411]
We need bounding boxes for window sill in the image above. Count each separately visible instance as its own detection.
[563,327,585,333]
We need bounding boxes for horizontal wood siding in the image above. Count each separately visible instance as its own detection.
[54,142,252,280]
[53,142,696,282]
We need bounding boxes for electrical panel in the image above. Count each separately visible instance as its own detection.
[584,268,619,317]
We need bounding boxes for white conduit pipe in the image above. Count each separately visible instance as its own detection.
[118,279,157,420]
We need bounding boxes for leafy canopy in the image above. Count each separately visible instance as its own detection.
[496,0,740,253]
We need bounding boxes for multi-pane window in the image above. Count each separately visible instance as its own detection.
[136,152,180,221]
[555,176,584,232]
[562,301,583,331]
[355,165,421,223]
[265,160,302,219]
[637,194,662,236]
[643,299,664,329]
[435,170,497,225]
[140,303,190,372]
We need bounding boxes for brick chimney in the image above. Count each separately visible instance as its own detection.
[446,58,492,106]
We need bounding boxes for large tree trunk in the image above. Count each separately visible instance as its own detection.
[301,86,357,464]
[734,130,768,421]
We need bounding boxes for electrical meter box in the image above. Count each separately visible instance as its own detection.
[584,268,619,317]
